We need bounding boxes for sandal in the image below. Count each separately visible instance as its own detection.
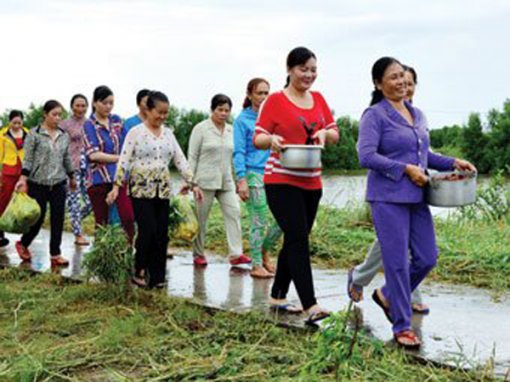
[131,276,147,288]
[394,330,421,349]
[412,303,430,315]
[50,255,69,267]
[269,303,302,314]
[15,241,32,262]
[347,268,363,302]
[372,289,393,323]
[305,310,331,326]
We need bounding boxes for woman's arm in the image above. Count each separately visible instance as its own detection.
[187,123,202,177]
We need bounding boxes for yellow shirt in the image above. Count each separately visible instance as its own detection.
[0,126,29,167]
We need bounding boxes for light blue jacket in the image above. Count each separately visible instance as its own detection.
[233,107,270,179]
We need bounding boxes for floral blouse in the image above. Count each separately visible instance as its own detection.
[114,123,193,199]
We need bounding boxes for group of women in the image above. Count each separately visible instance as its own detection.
[0,46,476,349]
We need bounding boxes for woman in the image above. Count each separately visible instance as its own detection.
[83,85,135,243]
[253,47,339,323]
[107,91,202,288]
[357,57,475,348]
[188,94,251,266]
[60,94,92,246]
[234,78,282,278]
[348,65,429,314]
[0,110,28,247]
[14,100,76,266]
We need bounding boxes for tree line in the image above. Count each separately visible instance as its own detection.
[3,99,509,174]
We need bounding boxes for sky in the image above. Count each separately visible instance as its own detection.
[0,0,509,129]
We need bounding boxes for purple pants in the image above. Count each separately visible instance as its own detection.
[370,201,438,334]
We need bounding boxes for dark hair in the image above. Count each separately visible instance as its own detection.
[243,78,269,109]
[43,100,63,114]
[285,47,316,87]
[403,65,418,85]
[70,93,88,108]
[92,85,113,113]
[146,91,169,110]
[370,56,402,106]
[136,89,151,106]
[211,94,232,111]
[8,110,24,121]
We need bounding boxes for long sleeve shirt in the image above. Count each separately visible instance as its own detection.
[233,107,270,179]
[21,126,74,186]
[188,117,235,191]
[114,124,193,199]
[357,99,455,203]
[60,116,86,171]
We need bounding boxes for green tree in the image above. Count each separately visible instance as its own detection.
[461,113,490,173]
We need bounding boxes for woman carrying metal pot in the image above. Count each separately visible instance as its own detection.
[357,56,475,349]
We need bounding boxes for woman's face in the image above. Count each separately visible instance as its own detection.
[376,62,406,102]
[211,103,231,125]
[45,107,63,128]
[72,97,88,119]
[94,95,114,118]
[288,57,317,91]
[249,82,270,110]
[9,116,23,131]
[146,101,169,128]
[404,71,416,102]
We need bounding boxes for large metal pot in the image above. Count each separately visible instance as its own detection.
[425,171,477,207]
[280,144,323,169]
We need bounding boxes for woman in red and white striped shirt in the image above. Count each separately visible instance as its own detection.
[254,47,339,324]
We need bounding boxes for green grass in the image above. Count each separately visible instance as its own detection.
[0,268,495,381]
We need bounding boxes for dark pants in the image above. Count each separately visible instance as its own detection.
[87,183,135,244]
[131,197,170,287]
[265,184,322,311]
[21,181,66,256]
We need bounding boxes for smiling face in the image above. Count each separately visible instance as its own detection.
[71,97,88,119]
[376,62,406,102]
[45,107,63,128]
[146,100,169,128]
[94,95,114,119]
[9,116,23,131]
[211,103,231,125]
[404,70,416,102]
[288,57,317,91]
[248,81,270,111]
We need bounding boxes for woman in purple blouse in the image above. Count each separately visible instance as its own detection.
[60,94,92,246]
[357,57,475,349]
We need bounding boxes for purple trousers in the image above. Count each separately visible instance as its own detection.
[370,201,438,334]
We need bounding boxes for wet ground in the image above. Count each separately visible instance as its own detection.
[1,230,509,376]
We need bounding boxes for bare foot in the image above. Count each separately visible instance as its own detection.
[262,250,276,273]
[74,235,90,246]
[250,265,274,279]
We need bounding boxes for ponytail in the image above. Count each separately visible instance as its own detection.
[370,88,384,106]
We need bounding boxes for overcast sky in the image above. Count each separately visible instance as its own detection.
[0,0,508,128]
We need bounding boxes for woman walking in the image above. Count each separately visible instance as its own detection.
[188,94,251,267]
[60,94,92,246]
[0,111,28,247]
[83,85,135,243]
[107,91,202,288]
[14,100,76,266]
[357,57,475,348]
[234,78,281,278]
[254,47,339,323]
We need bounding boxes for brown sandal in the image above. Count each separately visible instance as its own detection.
[394,330,421,349]
[50,255,69,267]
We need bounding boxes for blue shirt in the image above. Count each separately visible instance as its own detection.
[357,99,455,203]
[123,114,142,135]
[233,107,270,179]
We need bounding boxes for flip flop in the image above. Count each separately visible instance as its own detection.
[412,304,430,315]
[394,330,421,350]
[305,310,331,326]
[372,289,393,324]
[269,303,303,314]
[347,268,363,302]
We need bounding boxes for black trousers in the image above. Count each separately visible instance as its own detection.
[21,181,67,256]
[131,197,170,287]
[265,184,322,310]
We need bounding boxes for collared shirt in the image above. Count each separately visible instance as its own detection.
[21,126,74,186]
[122,114,142,135]
[114,123,193,199]
[82,113,124,187]
[60,116,86,170]
[188,117,235,191]
[357,99,455,203]
[0,126,28,174]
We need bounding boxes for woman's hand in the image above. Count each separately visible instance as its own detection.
[454,158,477,173]
[270,135,285,153]
[405,164,428,187]
[312,129,327,146]
[193,186,204,203]
[15,176,28,193]
[237,178,249,202]
[106,185,119,205]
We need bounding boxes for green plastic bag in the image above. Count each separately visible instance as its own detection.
[168,195,198,242]
[0,191,41,234]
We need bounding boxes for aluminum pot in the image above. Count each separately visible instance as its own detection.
[280,144,323,169]
[425,171,477,207]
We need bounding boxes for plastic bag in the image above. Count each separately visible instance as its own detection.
[169,195,198,242]
[0,192,41,234]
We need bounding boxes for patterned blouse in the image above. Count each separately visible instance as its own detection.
[114,123,193,199]
[60,116,86,170]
